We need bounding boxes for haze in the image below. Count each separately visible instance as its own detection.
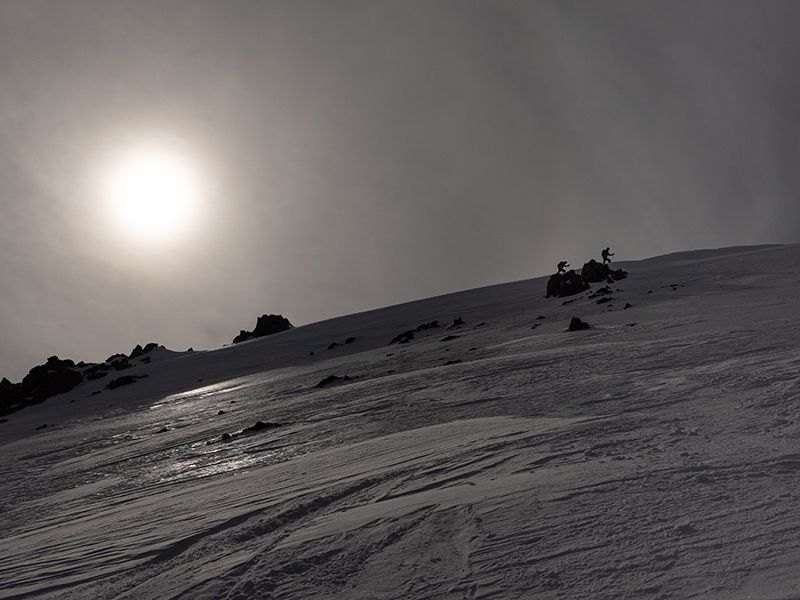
[1,0,798,380]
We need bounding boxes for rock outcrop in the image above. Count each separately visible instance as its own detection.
[581,260,627,284]
[233,314,293,344]
[546,270,589,298]
[568,317,591,331]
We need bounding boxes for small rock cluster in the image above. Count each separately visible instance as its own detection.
[546,260,627,298]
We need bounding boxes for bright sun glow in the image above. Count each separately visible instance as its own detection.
[104,149,201,242]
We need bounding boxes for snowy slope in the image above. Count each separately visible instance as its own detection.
[1,243,800,599]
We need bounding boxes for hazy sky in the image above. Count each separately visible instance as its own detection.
[1,0,799,379]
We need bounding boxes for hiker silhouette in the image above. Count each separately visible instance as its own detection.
[557,260,569,274]
[601,247,615,264]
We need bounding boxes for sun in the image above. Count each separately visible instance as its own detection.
[103,148,201,242]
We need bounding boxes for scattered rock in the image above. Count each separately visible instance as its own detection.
[156,426,170,434]
[217,410,226,415]
[345,336,357,344]
[444,359,462,366]
[221,432,232,442]
[389,331,414,345]
[243,420,283,433]
[536,315,546,320]
[91,390,102,396]
[588,286,613,299]
[448,318,465,329]
[327,342,341,350]
[0,418,7,424]
[106,374,147,390]
[626,322,637,327]
[568,317,590,331]
[317,374,352,388]
[415,320,440,331]
[531,323,541,328]
[473,322,486,328]
[595,297,613,305]
[35,423,48,430]
[233,314,293,343]
[441,335,460,342]
[624,303,633,309]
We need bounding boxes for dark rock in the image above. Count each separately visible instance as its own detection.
[106,353,127,363]
[547,270,589,298]
[588,286,613,299]
[143,342,159,354]
[221,432,232,442]
[156,426,170,434]
[35,423,48,430]
[582,260,627,284]
[243,420,283,433]
[21,356,83,404]
[345,337,357,344]
[140,357,152,364]
[448,318,465,329]
[473,322,486,328]
[91,390,102,396]
[441,335,460,342]
[309,351,315,356]
[129,344,145,359]
[568,317,590,331]
[581,260,609,284]
[327,342,341,350]
[217,410,226,415]
[232,330,255,344]
[624,303,633,309]
[595,297,613,305]
[415,320,440,331]
[106,374,147,390]
[0,418,7,424]
[468,347,477,351]
[444,359,462,366]
[536,315,546,320]
[531,323,541,328]
[317,374,352,388]
[389,330,415,345]
[233,314,293,343]
[562,298,577,305]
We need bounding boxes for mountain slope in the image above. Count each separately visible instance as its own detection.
[1,243,799,599]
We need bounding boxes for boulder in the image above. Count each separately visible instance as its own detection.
[546,270,589,298]
[568,317,590,331]
[582,260,627,284]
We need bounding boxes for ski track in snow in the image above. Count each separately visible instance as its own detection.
[2,244,800,598]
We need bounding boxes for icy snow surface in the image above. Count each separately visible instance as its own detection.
[2,244,800,599]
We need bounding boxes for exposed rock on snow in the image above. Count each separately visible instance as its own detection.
[581,259,627,284]
[106,374,147,390]
[546,269,588,298]
[568,317,591,331]
[389,320,441,345]
[233,314,293,344]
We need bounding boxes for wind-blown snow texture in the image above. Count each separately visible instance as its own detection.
[2,244,799,599]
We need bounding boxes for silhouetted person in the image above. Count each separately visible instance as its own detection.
[601,247,614,264]
[557,260,569,274]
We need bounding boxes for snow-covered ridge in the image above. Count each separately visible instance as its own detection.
[1,243,799,599]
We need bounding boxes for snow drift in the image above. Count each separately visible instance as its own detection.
[1,243,798,599]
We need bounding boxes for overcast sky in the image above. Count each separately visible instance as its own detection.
[1,0,799,379]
